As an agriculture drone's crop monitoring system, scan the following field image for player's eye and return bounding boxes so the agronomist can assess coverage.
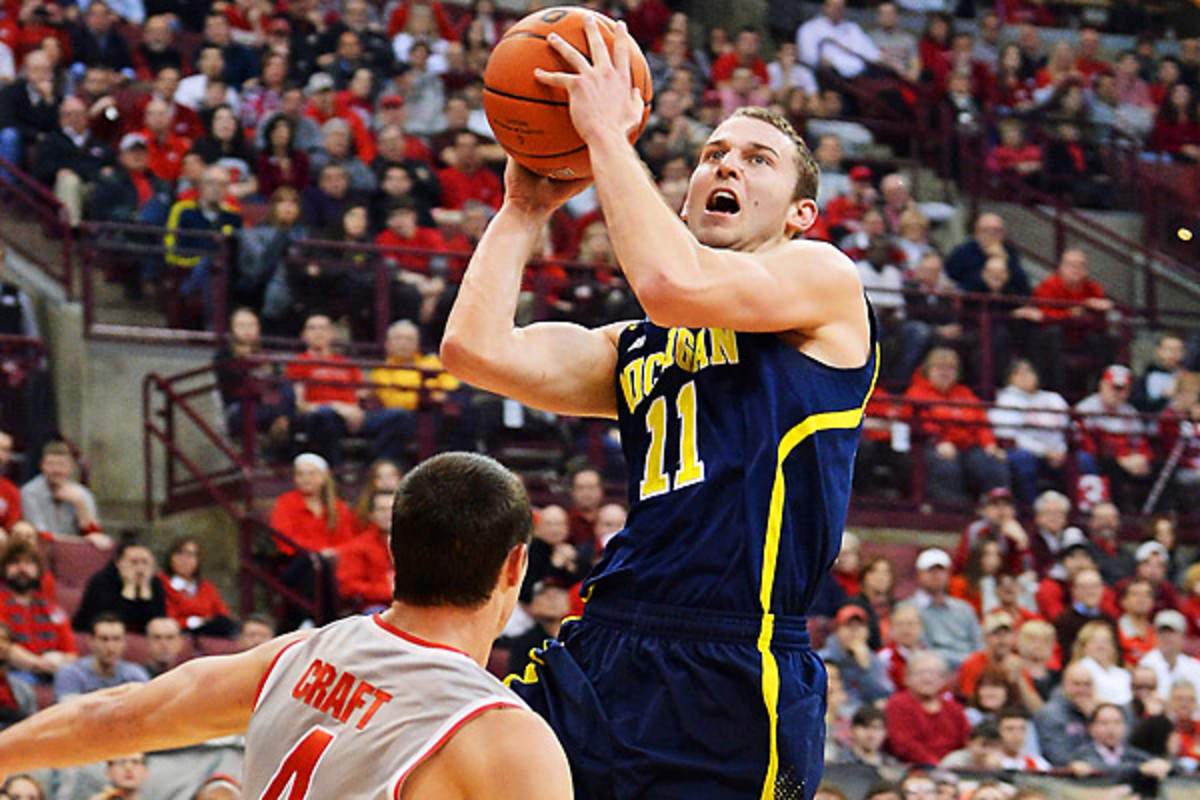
[705,149,726,161]
[751,155,768,165]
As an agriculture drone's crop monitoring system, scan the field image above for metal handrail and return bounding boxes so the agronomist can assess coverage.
[0,156,73,298]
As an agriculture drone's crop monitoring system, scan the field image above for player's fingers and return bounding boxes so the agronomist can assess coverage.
[583,15,611,70]
[613,20,631,79]
[545,32,590,74]
[534,68,577,90]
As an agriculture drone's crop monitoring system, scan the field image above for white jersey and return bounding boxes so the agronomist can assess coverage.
[243,614,525,800]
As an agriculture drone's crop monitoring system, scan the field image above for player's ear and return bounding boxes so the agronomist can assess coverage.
[504,543,528,590]
[784,197,818,238]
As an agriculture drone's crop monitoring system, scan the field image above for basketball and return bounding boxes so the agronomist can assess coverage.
[482,7,653,180]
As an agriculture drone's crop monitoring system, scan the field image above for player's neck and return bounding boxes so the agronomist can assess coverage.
[379,603,499,668]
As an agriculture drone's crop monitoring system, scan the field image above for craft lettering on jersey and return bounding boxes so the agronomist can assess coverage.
[618,326,740,413]
[289,658,393,729]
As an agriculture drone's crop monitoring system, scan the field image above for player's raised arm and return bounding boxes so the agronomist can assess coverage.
[0,632,307,776]
[440,161,624,419]
[536,19,866,338]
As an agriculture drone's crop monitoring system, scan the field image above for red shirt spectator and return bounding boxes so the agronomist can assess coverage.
[886,652,970,765]
[304,76,377,164]
[904,364,998,452]
[438,130,502,210]
[950,489,1033,576]
[710,52,769,88]
[331,491,394,610]
[140,122,191,184]
[375,201,450,275]
[160,574,229,628]
[1031,250,1113,344]
[823,165,875,234]
[0,476,19,531]
[0,542,76,661]
[285,351,361,406]
[269,455,356,555]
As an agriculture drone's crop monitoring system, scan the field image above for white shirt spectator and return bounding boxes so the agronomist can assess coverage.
[392,34,449,74]
[990,384,1070,456]
[797,13,880,78]
[1077,655,1132,705]
[175,75,240,113]
[1139,648,1200,701]
[767,60,819,96]
[855,259,905,313]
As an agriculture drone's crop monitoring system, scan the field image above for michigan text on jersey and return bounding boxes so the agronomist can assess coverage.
[618,327,740,413]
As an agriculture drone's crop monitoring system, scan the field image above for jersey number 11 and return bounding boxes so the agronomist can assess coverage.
[639,380,705,501]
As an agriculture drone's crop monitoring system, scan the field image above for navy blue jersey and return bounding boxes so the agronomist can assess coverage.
[584,318,878,617]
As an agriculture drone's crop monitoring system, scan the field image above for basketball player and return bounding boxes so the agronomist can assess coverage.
[440,18,875,800]
[0,453,571,800]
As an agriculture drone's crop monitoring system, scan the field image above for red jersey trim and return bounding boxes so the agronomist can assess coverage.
[391,701,521,800]
[253,638,305,709]
[371,614,471,658]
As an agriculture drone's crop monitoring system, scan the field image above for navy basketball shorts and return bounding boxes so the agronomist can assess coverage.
[508,596,827,800]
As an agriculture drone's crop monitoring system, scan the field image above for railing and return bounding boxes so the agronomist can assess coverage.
[0,157,73,298]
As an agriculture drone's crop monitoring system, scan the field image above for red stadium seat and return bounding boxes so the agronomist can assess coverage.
[48,538,110,589]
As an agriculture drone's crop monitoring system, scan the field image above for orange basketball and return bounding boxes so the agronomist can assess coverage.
[482,6,653,179]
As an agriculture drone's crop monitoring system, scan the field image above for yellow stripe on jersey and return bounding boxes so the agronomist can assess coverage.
[757,346,879,800]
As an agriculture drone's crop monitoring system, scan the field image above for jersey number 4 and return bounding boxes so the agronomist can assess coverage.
[260,727,336,800]
[640,380,705,500]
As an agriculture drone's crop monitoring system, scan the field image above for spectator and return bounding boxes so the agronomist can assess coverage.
[1140,610,1200,701]
[55,613,149,700]
[437,129,501,210]
[203,12,258,89]
[0,775,47,800]
[90,133,171,225]
[310,117,377,194]
[993,44,1035,113]
[869,2,919,81]
[35,96,114,227]
[824,166,876,239]
[987,119,1042,182]
[1130,666,1164,719]
[944,213,1030,296]
[878,603,924,691]
[141,99,198,188]
[0,542,75,680]
[503,578,570,679]
[904,348,1009,504]
[997,708,1050,770]
[142,616,183,677]
[284,313,413,467]
[1182,563,1200,639]
[399,43,447,137]
[1017,619,1060,703]
[72,540,167,634]
[192,774,241,800]
[1117,578,1158,667]
[766,41,818,99]
[833,705,905,780]
[819,604,893,706]
[939,720,1003,770]
[163,165,244,308]
[908,547,982,671]
[326,489,393,612]
[236,614,275,651]
[989,360,1071,507]
[374,200,452,325]
[709,26,768,89]
[1067,703,1172,788]
[797,0,880,80]
[1074,367,1154,512]
[951,487,1031,576]
[812,135,849,212]
[240,53,289,134]
[302,163,358,233]
[1035,661,1097,766]
[255,91,320,157]
[137,68,204,143]
[371,319,459,416]
[0,431,21,530]
[69,2,133,72]
[1084,501,1135,585]
[20,442,107,546]
[1114,541,1181,619]
[1035,530,1096,621]
[255,115,309,197]
[1133,333,1186,414]
[885,650,970,766]
[1071,619,1132,705]
[191,105,257,199]
[159,536,234,637]
[134,15,184,79]
[894,207,932,271]
[213,306,295,451]
[647,28,705,102]
[716,67,770,118]
[175,45,240,112]
[90,754,151,800]
[525,505,585,590]
[268,452,356,556]
[0,51,61,168]
[1054,568,1119,660]
[1157,373,1200,516]
[1042,122,1109,209]
[806,89,875,158]
[990,570,1039,626]
[958,611,1021,700]
[1150,83,1200,162]
[350,459,402,530]
[850,556,896,652]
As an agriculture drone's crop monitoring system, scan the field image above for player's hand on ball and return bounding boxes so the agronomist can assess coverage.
[535,17,645,144]
[503,158,591,218]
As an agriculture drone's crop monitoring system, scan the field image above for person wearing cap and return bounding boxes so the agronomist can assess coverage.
[90,131,170,225]
[302,72,377,163]
[818,604,894,707]
[908,547,983,671]
[1109,540,1181,620]
[903,348,1011,505]
[501,577,571,679]
[822,164,876,239]
[951,487,1032,575]
[884,650,970,766]
[957,611,1020,700]
[268,451,356,556]
[1074,363,1154,510]
[1139,609,1200,701]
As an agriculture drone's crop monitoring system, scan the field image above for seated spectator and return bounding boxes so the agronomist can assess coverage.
[1055,567,1120,660]
[325,489,393,612]
[1085,501,1135,586]
[797,0,880,80]
[372,319,459,414]
[989,360,1070,506]
[1130,667,1164,719]
[1181,563,1200,639]
[987,119,1042,182]
[908,547,982,671]
[709,26,768,89]
[1017,619,1060,704]
[958,612,1022,700]
[255,115,310,197]
[823,661,854,758]
[1167,680,1199,761]
[0,623,35,729]
[142,616,184,677]
[1071,619,1132,705]
[69,2,132,71]
[869,2,919,81]
[90,133,172,225]
[163,165,244,307]
[72,540,166,634]
[302,163,358,234]
[0,51,63,170]
[284,314,413,467]
[1036,530,1096,621]
[1150,83,1200,162]
[879,603,924,691]
[1113,541,1180,619]
[159,536,233,637]
[525,505,586,591]
[885,651,970,766]
[34,96,113,227]
[192,774,242,800]
[904,348,1009,504]
[1035,661,1097,765]
[832,705,905,781]
[823,165,875,240]
[806,89,875,158]
[1117,578,1158,667]
[237,614,276,651]
[134,15,184,80]
[1156,372,1200,515]
[812,135,850,212]
[176,45,240,113]
[716,66,770,118]
[1140,610,1200,701]
[310,118,377,195]
[939,719,1003,770]
[1074,366,1154,512]
[0,542,75,681]
[766,41,818,100]
[997,708,1049,770]
[54,613,149,701]
[213,307,295,453]
[1025,490,1077,577]
[191,105,257,199]
[993,44,1035,113]
[951,487,1031,576]
[502,578,570,679]
[1133,333,1186,414]
[1043,123,1109,209]
[268,452,356,556]
[350,459,403,531]
[374,202,453,326]
[850,556,895,651]
[945,213,1030,296]
[819,604,893,707]
[0,431,20,531]
[91,754,151,800]
[990,570,1039,626]
[1068,703,1172,787]
[437,130,501,210]
[855,235,905,323]
[20,442,108,546]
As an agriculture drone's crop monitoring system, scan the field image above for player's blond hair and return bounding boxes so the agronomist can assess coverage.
[730,106,819,202]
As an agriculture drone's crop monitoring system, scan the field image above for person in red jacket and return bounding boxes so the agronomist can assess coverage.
[709,27,769,89]
[437,129,502,210]
[885,649,970,766]
[1029,249,1117,388]
[326,489,394,612]
[904,347,1010,504]
[158,537,234,638]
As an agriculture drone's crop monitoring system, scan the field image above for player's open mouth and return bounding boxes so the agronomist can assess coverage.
[705,189,740,215]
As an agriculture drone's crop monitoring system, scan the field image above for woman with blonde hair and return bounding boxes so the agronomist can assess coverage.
[1071,619,1131,705]
[269,453,355,555]
[352,458,403,530]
